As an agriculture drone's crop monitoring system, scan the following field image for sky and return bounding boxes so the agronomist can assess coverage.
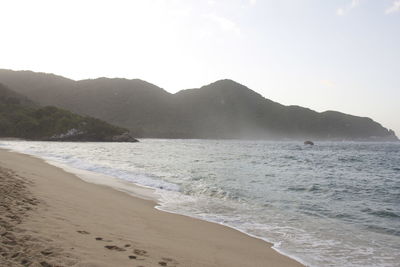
[1,0,399,135]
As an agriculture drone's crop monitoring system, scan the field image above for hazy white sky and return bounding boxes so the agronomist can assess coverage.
[1,0,399,135]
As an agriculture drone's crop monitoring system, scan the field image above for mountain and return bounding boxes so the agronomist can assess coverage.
[171,80,397,140]
[0,81,36,107]
[0,83,137,142]
[0,69,397,141]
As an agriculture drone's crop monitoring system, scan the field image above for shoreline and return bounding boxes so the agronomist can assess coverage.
[0,148,305,266]
[44,154,308,266]
[37,150,309,266]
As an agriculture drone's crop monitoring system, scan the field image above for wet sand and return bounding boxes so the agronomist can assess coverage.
[0,148,304,267]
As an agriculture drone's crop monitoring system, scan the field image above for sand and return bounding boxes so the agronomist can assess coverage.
[0,148,304,267]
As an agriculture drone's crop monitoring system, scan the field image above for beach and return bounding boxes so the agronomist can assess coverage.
[0,148,304,267]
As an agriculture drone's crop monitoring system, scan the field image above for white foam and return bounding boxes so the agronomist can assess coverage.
[0,142,159,202]
[48,160,160,202]
[2,140,399,267]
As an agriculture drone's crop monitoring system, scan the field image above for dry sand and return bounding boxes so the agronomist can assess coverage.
[0,148,304,267]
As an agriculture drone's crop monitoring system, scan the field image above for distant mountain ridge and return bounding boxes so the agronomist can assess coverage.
[0,69,397,141]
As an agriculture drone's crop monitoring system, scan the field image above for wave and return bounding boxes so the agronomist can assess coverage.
[2,140,400,267]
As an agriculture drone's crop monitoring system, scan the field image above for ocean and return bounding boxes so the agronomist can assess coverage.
[1,140,399,267]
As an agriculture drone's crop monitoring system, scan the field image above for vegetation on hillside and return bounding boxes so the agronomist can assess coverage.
[0,69,397,141]
[0,83,130,141]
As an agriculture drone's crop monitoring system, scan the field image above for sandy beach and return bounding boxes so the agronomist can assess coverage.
[0,148,304,267]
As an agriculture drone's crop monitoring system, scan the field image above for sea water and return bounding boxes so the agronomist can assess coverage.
[1,140,399,267]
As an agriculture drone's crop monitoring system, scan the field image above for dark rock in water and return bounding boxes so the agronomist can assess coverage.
[304,140,314,145]
[110,132,139,142]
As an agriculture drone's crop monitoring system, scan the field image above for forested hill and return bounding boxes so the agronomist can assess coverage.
[0,69,397,141]
[0,83,137,142]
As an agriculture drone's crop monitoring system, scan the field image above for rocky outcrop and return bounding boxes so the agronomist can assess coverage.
[110,132,139,142]
[49,129,84,140]
[47,130,139,142]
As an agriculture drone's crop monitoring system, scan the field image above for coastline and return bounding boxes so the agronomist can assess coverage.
[0,148,304,267]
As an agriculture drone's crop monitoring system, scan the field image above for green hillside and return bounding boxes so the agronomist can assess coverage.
[0,69,397,141]
[0,83,137,142]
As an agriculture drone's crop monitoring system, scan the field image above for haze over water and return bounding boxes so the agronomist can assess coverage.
[2,139,400,267]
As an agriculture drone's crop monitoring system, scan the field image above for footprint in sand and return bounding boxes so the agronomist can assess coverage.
[76,230,90,234]
[104,245,126,252]
[95,236,112,242]
[40,261,52,267]
[40,249,53,256]
[133,249,148,256]
[20,259,30,265]
[74,231,161,264]
[11,252,20,258]
[160,257,179,266]
[128,255,146,261]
